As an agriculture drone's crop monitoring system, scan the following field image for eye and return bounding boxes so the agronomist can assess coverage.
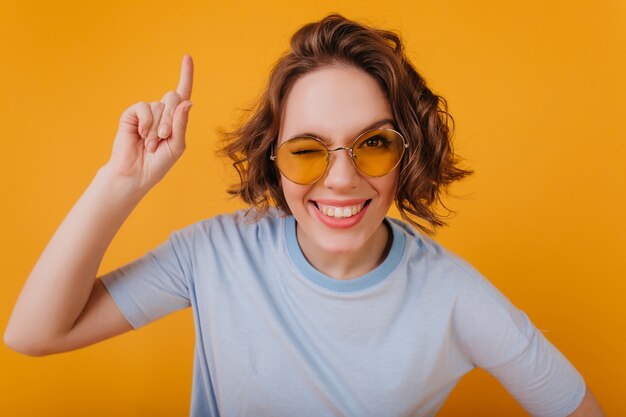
[291,148,325,156]
[359,135,390,149]
[282,138,328,157]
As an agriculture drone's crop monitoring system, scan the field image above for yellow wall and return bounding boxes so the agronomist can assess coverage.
[1,0,623,415]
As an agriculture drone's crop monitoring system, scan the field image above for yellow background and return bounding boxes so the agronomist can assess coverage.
[1,0,623,415]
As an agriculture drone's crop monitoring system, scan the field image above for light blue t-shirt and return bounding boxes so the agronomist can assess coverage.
[101,209,585,417]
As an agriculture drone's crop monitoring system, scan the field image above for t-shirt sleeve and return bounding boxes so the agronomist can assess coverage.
[485,326,586,417]
[99,232,191,329]
[452,261,586,417]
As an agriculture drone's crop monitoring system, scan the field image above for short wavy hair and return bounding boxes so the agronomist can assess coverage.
[220,14,472,235]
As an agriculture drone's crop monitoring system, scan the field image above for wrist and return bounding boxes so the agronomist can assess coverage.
[95,164,149,204]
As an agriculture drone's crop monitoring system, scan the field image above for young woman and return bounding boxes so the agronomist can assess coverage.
[5,14,603,417]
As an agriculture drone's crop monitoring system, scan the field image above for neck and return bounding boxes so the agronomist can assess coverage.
[296,221,392,280]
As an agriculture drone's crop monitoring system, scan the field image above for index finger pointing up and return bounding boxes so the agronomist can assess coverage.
[176,54,194,101]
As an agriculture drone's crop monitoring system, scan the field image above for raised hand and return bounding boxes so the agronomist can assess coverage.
[5,55,195,358]
[105,55,194,194]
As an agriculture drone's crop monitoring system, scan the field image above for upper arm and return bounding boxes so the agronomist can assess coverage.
[43,279,133,355]
[450,265,588,415]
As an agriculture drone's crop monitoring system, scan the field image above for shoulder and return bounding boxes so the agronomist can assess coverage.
[168,208,287,253]
[390,217,515,298]
[388,217,487,291]
[389,217,534,368]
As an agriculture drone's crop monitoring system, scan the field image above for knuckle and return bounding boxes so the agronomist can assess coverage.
[161,91,181,112]
[128,101,146,115]
[166,90,181,100]
[137,101,150,113]
[150,102,165,115]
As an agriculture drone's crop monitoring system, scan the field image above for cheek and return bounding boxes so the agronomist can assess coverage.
[374,174,399,201]
[280,177,309,209]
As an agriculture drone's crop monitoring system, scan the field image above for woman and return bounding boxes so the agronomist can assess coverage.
[5,14,603,417]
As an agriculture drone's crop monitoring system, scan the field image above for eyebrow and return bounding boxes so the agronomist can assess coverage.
[291,118,396,143]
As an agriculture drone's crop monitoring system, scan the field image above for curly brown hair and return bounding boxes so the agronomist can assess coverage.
[220,14,472,235]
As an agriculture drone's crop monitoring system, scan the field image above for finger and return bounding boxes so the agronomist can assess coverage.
[158,90,182,139]
[146,101,165,153]
[176,54,193,101]
[119,101,153,139]
[169,100,193,155]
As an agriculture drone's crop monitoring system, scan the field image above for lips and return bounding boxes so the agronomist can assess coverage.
[310,199,371,229]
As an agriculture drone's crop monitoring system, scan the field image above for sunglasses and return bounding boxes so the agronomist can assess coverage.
[270,128,408,185]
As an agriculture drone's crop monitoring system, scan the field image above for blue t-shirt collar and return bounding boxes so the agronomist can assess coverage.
[284,216,406,292]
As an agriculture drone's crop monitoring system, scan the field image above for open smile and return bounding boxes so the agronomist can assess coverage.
[314,201,369,218]
[309,199,372,228]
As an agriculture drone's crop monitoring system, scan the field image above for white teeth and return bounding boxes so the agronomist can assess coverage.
[317,202,365,218]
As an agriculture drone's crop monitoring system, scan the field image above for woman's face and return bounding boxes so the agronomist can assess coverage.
[277,65,399,259]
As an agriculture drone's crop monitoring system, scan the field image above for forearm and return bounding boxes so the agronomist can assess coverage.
[4,164,145,352]
[568,387,604,417]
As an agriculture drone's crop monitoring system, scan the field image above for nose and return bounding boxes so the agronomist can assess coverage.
[321,147,360,190]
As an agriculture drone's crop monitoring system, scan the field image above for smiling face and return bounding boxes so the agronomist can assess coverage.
[278,65,399,267]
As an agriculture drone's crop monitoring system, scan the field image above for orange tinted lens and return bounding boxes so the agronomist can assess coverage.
[275,138,328,184]
[353,130,405,176]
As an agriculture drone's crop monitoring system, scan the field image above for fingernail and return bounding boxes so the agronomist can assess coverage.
[184,102,193,114]
[148,139,157,152]
[158,125,168,138]
[140,129,148,139]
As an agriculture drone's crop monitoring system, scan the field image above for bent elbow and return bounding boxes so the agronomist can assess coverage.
[4,328,50,357]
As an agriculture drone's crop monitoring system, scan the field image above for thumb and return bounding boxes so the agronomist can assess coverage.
[170,100,193,154]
